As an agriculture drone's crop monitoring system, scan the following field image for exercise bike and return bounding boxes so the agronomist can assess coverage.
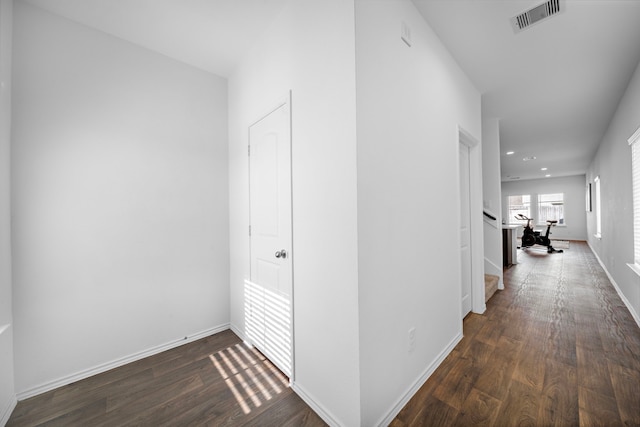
[515,214,563,253]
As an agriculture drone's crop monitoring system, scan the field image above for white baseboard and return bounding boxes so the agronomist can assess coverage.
[291,381,343,427]
[376,331,464,427]
[231,322,339,425]
[233,322,342,425]
[229,323,246,342]
[587,242,640,328]
[0,394,17,427]
[16,323,230,400]
[235,319,344,426]
[484,258,504,290]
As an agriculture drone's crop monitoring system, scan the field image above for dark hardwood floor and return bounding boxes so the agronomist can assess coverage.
[392,241,640,426]
[8,241,640,426]
[8,330,326,426]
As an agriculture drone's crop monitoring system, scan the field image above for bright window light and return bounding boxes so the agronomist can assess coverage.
[538,193,564,225]
[595,176,602,238]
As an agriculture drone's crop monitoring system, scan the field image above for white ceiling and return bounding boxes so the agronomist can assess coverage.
[21,0,640,182]
[413,0,640,181]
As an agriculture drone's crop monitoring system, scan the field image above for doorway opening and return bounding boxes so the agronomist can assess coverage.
[458,126,485,316]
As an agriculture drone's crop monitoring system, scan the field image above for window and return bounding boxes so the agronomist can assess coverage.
[594,176,602,238]
[630,127,640,270]
[508,194,530,224]
[537,193,564,225]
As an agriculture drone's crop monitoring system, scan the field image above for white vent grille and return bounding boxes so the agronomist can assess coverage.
[511,0,563,33]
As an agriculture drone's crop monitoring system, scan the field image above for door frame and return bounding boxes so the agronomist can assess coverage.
[247,91,295,380]
[458,126,485,314]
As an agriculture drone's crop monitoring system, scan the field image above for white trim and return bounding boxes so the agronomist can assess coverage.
[588,242,640,328]
[484,258,505,290]
[229,322,246,342]
[0,323,17,425]
[248,93,290,129]
[483,208,499,229]
[375,331,464,427]
[483,216,499,229]
[248,91,295,382]
[628,126,640,146]
[484,218,499,229]
[0,394,17,427]
[16,323,230,400]
[291,381,344,427]
[234,313,334,427]
[458,126,485,315]
[629,127,640,266]
[233,322,340,425]
[594,176,602,237]
[627,262,640,278]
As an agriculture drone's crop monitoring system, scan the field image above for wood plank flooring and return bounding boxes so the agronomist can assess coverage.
[8,241,640,426]
[7,330,326,426]
[392,241,640,426]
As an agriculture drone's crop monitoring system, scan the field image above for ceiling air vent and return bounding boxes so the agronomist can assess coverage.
[511,0,563,33]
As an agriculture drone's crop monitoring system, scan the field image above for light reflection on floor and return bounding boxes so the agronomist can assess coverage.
[209,343,289,414]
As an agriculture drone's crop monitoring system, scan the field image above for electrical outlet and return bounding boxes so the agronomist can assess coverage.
[408,327,416,353]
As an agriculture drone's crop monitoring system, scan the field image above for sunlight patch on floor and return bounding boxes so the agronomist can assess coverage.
[209,343,289,414]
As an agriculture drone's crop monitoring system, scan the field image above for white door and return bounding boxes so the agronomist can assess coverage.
[247,98,293,377]
[459,143,472,317]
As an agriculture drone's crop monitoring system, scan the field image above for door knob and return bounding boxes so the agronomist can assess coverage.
[275,249,287,259]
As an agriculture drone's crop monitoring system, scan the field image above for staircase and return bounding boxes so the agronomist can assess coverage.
[484,274,500,302]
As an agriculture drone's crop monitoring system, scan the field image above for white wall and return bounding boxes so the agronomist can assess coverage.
[586,60,640,322]
[228,1,361,425]
[0,0,16,424]
[482,117,503,282]
[502,175,588,241]
[354,1,481,424]
[12,2,229,396]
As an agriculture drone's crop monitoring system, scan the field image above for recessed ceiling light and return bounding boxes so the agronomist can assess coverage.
[506,151,515,155]
[523,156,537,161]
[545,174,551,177]
[541,167,548,171]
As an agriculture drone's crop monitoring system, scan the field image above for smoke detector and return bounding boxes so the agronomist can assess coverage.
[511,0,563,33]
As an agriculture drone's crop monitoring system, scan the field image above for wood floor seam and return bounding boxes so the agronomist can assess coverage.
[7,242,640,426]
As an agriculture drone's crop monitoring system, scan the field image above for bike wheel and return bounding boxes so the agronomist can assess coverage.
[522,234,536,247]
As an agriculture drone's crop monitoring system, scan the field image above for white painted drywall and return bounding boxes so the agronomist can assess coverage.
[12,2,229,395]
[586,60,640,321]
[228,1,361,425]
[482,117,503,282]
[502,175,588,242]
[354,1,481,424]
[0,0,16,423]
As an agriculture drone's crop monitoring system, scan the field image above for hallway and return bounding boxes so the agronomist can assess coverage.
[393,241,640,426]
[6,242,640,426]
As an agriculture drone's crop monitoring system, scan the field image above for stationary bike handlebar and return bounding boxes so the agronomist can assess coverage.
[515,213,557,225]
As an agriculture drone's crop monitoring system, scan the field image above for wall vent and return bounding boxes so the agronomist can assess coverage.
[511,0,563,33]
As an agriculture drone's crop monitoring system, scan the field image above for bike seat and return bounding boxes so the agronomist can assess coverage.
[547,220,558,224]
